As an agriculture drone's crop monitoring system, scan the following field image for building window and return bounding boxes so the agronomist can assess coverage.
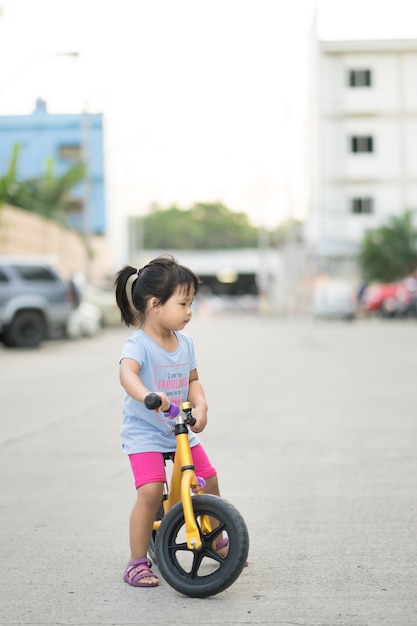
[351,197,374,214]
[348,69,372,87]
[59,144,81,160]
[350,136,373,153]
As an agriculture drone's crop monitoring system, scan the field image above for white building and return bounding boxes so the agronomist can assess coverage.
[308,38,417,275]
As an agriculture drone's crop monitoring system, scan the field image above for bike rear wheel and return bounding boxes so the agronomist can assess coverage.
[155,494,249,597]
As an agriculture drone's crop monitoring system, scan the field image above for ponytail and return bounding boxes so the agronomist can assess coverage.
[114,265,139,326]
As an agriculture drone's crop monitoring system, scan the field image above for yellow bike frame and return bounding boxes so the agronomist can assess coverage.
[152,402,211,551]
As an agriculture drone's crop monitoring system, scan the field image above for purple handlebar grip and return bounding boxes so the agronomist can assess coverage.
[145,393,180,417]
[164,403,180,418]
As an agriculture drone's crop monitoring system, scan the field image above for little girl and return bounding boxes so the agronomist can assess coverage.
[115,255,223,588]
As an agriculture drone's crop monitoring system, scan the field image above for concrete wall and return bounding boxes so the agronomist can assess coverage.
[0,204,113,282]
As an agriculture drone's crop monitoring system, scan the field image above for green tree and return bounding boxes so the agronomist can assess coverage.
[358,210,417,283]
[0,144,20,207]
[0,144,86,225]
[271,219,304,248]
[137,202,259,250]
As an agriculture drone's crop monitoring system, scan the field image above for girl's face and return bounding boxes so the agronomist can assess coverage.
[156,284,195,330]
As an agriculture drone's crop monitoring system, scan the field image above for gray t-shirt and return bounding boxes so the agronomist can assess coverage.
[119,329,200,454]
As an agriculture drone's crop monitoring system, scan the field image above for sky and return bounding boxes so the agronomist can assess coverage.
[0,0,416,262]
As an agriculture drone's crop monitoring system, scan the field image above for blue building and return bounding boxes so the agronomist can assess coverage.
[0,98,106,235]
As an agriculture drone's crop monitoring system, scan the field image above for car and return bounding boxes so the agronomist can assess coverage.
[361,273,417,317]
[66,301,102,339]
[312,278,357,320]
[0,257,78,347]
[82,283,121,327]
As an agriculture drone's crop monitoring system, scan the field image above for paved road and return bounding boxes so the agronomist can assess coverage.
[0,314,416,625]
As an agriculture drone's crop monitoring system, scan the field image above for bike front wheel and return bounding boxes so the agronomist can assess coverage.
[155,494,249,598]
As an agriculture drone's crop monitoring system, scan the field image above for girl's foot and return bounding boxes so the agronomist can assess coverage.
[215,538,249,566]
[215,537,229,557]
[123,558,159,587]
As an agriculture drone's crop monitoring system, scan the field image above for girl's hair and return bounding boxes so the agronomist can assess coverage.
[114,255,201,326]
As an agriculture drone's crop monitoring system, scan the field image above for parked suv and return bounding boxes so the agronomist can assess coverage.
[0,258,78,347]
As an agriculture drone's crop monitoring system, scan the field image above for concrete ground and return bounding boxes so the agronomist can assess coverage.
[0,313,416,625]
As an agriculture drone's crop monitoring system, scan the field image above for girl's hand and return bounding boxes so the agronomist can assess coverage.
[189,406,208,433]
[154,392,171,413]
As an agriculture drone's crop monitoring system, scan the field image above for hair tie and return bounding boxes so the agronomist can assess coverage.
[126,273,137,312]
[137,268,142,277]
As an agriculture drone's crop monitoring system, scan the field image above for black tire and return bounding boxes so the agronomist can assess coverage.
[155,494,249,598]
[3,311,46,347]
[148,502,164,563]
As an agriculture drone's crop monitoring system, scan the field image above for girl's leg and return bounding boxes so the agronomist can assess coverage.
[190,446,226,554]
[125,452,167,586]
[196,458,248,565]
[127,481,164,586]
[203,473,220,496]
[190,444,219,496]
[201,474,228,554]
[129,481,164,559]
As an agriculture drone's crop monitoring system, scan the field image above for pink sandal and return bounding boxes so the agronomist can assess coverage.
[123,558,159,587]
[215,537,230,555]
[215,538,249,566]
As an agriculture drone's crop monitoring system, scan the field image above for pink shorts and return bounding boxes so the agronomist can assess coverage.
[128,443,217,489]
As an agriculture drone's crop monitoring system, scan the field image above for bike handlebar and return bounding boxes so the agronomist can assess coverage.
[144,392,162,410]
[145,392,179,417]
[144,392,196,426]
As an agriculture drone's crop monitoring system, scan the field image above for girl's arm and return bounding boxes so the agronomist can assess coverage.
[119,358,170,411]
[188,368,208,433]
